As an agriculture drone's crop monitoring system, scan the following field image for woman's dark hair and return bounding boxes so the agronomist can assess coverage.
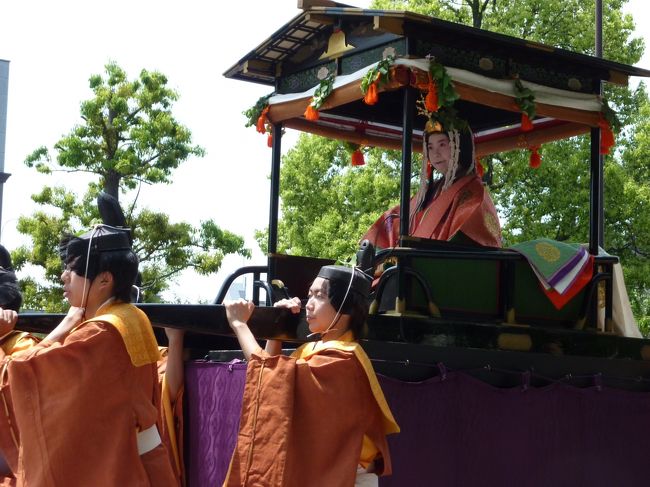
[322,278,369,340]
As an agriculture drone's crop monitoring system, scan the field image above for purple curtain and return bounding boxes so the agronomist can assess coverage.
[185,361,247,487]
[185,361,650,487]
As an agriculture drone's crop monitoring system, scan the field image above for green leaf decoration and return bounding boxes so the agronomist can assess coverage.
[360,56,395,95]
[310,73,336,110]
[428,59,460,108]
[601,98,621,131]
[243,94,272,128]
[514,79,536,119]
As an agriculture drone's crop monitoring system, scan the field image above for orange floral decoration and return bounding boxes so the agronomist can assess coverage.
[364,81,379,105]
[304,103,320,121]
[598,114,615,155]
[256,106,269,134]
[267,133,273,148]
[521,113,534,132]
[529,146,542,168]
[351,148,365,166]
[425,77,439,112]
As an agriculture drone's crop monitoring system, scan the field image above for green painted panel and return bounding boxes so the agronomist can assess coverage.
[340,40,406,74]
[278,60,337,94]
[512,260,584,323]
[410,257,499,314]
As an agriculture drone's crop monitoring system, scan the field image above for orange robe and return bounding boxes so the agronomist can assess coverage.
[158,347,185,487]
[0,332,41,487]
[225,333,399,487]
[363,174,502,248]
[3,302,177,487]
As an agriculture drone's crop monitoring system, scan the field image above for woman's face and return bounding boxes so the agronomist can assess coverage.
[61,266,90,307]
[426,133,451,174]
[305,277,339,334]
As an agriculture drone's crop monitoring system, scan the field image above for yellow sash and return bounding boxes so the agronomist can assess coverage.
[294,333,400,435]
[85,302,160,367]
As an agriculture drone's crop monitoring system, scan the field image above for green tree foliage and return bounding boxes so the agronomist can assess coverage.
[257,136,409,260]
[271,0,650,332]
[15,62,249,310]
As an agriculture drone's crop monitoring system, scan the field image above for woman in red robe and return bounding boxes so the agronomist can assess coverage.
[363,123,502,248]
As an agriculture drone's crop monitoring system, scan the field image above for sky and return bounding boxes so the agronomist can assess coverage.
[0,0,649,303]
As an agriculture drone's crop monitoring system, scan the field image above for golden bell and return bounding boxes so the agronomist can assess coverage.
[319,29,354,60]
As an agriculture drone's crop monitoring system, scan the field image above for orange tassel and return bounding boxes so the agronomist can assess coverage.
[476,159,484,177]
[598,115,615,154]
[364,82,379,105]
[425,80,438,112]
[529,146,541,168]
[256,106,269,134]
[351,149,365,166]
[304,103,320,121]
[521,113,534,132]
[267,133,273,148]
[426,161,433,181]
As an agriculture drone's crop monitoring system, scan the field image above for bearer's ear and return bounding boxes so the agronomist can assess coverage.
[97,271,114,288]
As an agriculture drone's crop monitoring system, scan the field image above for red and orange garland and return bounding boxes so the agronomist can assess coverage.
[598,115,615,154]
[360,56,394,106]
[425,76,439,112]
[514,79,536,133]
[351,148,365,166]
[243,94,272,147]
[598,101,618,155]
[528,146,542,169]
[426,58,459,112]
[513,79,543,168]
[304,73,336,121]
[344,142,366,166]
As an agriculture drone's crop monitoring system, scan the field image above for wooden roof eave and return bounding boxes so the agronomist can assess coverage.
[266,68,599,156]
[267,59,603,126]
[225,8,650,86]
[284,117,590,157]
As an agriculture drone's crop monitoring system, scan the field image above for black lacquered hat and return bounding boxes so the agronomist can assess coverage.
[317,265,372,299]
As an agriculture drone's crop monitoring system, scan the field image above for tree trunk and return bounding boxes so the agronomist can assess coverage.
[104,171,120,200]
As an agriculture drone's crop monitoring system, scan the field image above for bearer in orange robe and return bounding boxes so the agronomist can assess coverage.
[224,265,400,487]
[0,247,39,487]
[1,225,177,487]
[363,121,501,249]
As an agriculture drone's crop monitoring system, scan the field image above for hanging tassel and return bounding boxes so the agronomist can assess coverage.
[476,158,484,178]
[256,106,269,134]
[521,113,534,132]
[351,148,365,166]
[529,145,541,168]
[304,102,320,121]
[363,82,379,105]
[425,79,439,112]
[267,133,273,148]
[426,161,433,181]
[598,115,615,155]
